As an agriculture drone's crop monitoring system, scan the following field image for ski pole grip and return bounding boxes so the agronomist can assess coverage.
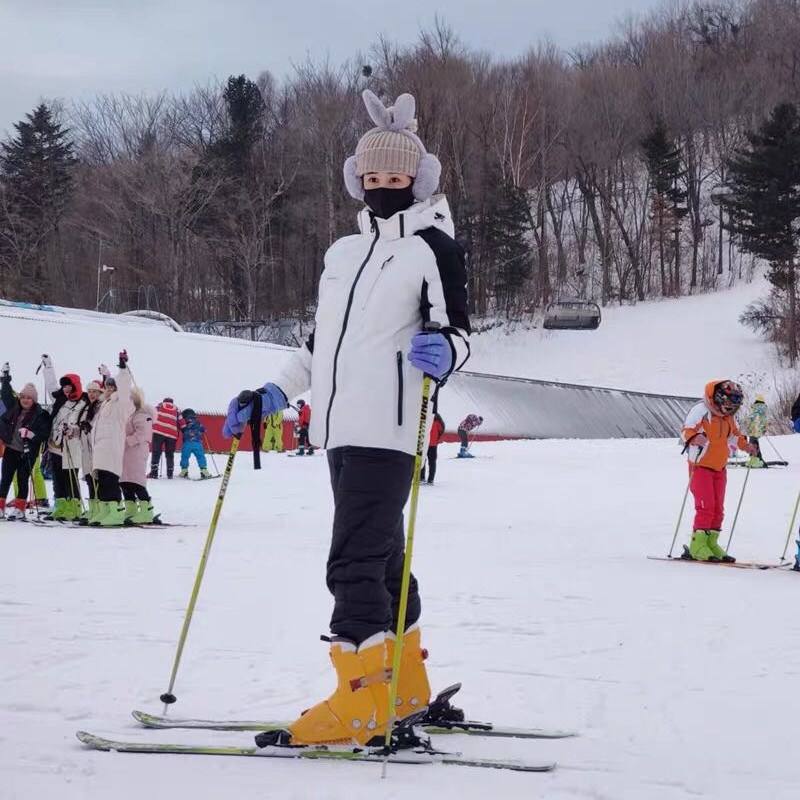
[424,321,441,333]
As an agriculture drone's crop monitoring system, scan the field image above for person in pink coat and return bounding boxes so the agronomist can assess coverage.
[88,350,133,527]
[120,387,159,524]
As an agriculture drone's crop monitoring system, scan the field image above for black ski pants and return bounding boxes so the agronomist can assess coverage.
[420,445,438,483]
[326,446,420,646]
[96,469,121,502]
[151,434,177,476]
[121,481,150,502]
[457,428,469,449]
[0,447,32,500]
[51,453,81,500]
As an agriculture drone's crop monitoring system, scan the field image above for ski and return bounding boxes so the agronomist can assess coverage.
[131,709,574,739]
[647,555,789,570]
[75,731,555,772]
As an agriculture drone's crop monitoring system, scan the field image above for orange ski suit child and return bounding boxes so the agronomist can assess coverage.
[680,379,755,562]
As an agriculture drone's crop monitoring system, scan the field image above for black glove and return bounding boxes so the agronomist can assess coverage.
[79,420,92,434]
[118,349,129,368]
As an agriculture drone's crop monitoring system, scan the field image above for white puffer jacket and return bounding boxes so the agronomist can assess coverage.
[91,367,133,477]
[275,196,470,456]
[42,363,86,470]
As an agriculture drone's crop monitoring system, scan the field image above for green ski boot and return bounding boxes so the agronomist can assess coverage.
[687,529,717,561]
[88,500,114,527]
[100,502,127,527]
[706,529,735,562]
[129,501,158,524]
[122,500,138,524]
[62,497,82,521]
[79,498,98,525]
[50,497,68,520]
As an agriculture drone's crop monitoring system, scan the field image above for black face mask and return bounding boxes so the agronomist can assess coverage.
[364,185,415,220]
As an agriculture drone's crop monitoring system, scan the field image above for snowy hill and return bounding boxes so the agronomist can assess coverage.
[469,277,780,397]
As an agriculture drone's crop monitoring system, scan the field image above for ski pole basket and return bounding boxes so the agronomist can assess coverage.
[543,300,602,331]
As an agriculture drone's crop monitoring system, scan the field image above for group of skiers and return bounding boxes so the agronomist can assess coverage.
[0,351,212,526]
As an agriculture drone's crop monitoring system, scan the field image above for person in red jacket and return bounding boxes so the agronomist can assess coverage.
[420,412,445,485]
[295,399,314,455]
[149,397,180,478]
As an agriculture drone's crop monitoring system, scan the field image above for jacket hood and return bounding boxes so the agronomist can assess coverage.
[357,194,455,240]
[704,379,730,416]
[61,373,83,398]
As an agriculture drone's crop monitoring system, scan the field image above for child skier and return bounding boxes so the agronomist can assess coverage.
[262,410,284,452]
[456,413,483,458]
[681,380,756,562]
[178,409,209,478]
[295,399,313,455]
[742,395,768,467]
[222,89,470,748]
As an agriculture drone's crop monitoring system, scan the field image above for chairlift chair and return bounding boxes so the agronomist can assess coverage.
[543,300,602,330]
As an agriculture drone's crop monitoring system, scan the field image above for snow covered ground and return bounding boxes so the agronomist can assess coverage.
[5,434,800,799]
[468,278,781,396]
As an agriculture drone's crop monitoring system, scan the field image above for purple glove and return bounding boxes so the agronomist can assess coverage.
[407,331,452,379]
[222,383,287,438]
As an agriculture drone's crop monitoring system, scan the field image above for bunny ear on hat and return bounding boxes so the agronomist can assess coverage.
[344,89,441,202]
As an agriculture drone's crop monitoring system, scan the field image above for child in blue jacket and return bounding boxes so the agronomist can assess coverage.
[178,409,210,478]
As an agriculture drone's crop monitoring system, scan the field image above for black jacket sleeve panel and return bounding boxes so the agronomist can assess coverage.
[29,407,52,449]
[792,393,800,420]
[415,227,472,375]
[415,227,471,334]
[0,376,13,410]
[306,329,315,355]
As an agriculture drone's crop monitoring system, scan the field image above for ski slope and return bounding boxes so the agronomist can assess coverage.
[4,436,800,799]
[468,278,780,396]
[4,277,800,798]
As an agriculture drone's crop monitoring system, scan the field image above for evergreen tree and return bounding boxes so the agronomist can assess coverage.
[727,102,800,363]
[641,117,687,296]
[212,75,266,178]
[485,179,533,317]
[0,103,77,290]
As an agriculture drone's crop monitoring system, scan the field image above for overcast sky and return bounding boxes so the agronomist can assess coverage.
[0,0,665,135]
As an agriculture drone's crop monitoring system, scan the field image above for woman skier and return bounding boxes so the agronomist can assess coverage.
[223,89,471,747]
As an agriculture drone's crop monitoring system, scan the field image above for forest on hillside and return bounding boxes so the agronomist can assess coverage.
[1,0,798,330]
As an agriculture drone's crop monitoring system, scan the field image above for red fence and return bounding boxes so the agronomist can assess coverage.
[197,413,513,452]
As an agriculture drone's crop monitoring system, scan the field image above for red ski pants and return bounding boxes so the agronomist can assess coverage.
[689,465,727,530]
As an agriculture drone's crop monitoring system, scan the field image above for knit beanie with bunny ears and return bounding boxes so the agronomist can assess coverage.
[344,90,441,203]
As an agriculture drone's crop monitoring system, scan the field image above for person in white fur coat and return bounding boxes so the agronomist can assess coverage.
[88,350,133,527]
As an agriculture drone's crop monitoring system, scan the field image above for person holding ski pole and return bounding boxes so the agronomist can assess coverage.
[0,363,51,519]
[88,350,133,526]
[41,355,88,521]
[222,89,471,748]
[76,380,103,524]
[150,397,181,478]
[681,380,756,562]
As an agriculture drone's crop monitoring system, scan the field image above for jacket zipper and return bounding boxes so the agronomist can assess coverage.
[361,255,394,310]
[396,351,404,426]
[323,227,381,448]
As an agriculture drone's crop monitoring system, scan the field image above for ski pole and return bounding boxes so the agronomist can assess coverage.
[159,432,241,713]
[780,489,800,562]
[724,463,752,553]
[667,451,701,558]
[382,324,437,777]
[765,435,787,464]
[203,433,221,476]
